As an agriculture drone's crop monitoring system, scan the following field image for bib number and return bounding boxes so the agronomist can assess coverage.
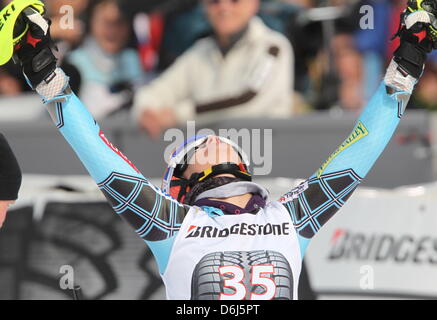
[219,264,276,300]
[190,251,294,300]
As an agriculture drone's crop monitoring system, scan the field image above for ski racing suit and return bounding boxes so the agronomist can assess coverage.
[35,60,412,300]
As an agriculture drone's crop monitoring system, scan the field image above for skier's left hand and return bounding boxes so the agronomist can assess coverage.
[14,7,58,89]
[393,8,437,78]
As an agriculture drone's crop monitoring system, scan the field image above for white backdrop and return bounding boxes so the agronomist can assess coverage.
[305,183,437,299]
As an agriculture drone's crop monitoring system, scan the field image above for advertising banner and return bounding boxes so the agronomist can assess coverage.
[305,184,437,299]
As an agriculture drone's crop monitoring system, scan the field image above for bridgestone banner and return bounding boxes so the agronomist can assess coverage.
[305,184,437,299]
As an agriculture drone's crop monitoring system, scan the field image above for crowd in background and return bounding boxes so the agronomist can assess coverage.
[2,0,437,132]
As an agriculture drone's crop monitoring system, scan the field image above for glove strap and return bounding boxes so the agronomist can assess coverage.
[384,59,418,94]
[36,67,69,102]
[393,40,427,78]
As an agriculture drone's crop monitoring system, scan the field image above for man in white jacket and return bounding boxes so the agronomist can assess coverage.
[133,0,294,138]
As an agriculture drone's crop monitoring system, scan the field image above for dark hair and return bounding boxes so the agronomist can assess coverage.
[0,134,22,201]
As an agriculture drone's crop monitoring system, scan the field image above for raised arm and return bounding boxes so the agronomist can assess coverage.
[280,8,437,256]
[42,80,189,250]
[280,80,404,254]
[8,7,188,274]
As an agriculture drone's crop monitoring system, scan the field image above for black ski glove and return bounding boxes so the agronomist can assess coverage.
[393,7,437,78]
[13,7,58,89]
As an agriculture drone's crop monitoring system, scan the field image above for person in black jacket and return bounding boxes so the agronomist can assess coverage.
[0,133,22,228]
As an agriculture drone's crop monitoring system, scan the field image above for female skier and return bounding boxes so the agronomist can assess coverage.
[1,0,436,299]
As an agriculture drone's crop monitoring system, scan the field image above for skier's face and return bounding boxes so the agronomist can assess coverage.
[183,136,242,179]
[91,0,130,54]
[0,200,14,228]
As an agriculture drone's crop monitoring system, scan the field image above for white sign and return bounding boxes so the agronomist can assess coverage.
[305,184,437,299]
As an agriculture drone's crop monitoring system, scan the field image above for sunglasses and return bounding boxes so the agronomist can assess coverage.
[204,0,242,6]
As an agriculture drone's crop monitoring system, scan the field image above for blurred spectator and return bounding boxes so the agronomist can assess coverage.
[0,0,88,97]
[134,13,165,73]
[66,0,144,119]
[353,0,390,104]
[290,0,363,111]
[43,0,89,93]
[133,0,294,139]
[103,0,203,73]
[332,33,364,112]
[387,0,406,60]
[411,63,437,111]
[304,0,381,111]
[0,0,30,96]
[153,3,211,71]
[45,0,89,49]
[0,69,22,97]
